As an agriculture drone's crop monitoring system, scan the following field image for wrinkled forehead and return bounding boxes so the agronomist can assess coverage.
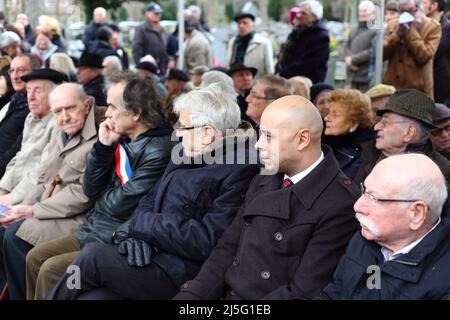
[11,56,30,69]
[50,89,83,109]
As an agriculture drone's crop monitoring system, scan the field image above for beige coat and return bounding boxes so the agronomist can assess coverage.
[16,106,98,246]
[0,112,58,204]
[183,29,213,73]
[227,33,274,78]
[383,16,441,98]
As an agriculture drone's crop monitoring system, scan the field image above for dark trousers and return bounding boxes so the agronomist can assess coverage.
[47,242,178,300]
[0,220,34,300]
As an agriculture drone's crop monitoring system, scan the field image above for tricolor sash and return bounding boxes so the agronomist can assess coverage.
[115,143,133,186]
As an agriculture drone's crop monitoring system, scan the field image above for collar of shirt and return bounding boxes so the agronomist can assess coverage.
[381,217,442,262]
[284,151,324,185]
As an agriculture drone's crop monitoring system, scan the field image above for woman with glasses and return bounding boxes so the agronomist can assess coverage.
[323,89,375,180]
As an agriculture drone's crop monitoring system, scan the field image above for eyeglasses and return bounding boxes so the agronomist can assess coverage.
[8,67,31,75]
[174,122,206,131]
[360,182,419,205]
[249,92,272,100]
[431,124,450,136]
[377,117,410,127]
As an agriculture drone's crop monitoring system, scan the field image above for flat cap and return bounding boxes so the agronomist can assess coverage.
[377,89,437,128]
[432,103,450,124]
[365,84,396,99]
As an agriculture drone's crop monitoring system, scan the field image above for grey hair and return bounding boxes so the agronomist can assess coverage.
[359,0,376,12]
[399,116,430,143]
[201,71,236,102]
[173,83,241,133]
[399,173,447,225]
[103,55,123,72]
[399,0,421,8]
[107,71,165,128]
[0,31,21,49]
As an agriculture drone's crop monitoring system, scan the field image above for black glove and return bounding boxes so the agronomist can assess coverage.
[112,221,131,245]
[117,237,153,267]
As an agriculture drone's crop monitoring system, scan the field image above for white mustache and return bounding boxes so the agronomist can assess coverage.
[355,212,381,237]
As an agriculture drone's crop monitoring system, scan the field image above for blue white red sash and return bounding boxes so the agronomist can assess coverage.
[115,144,133,186]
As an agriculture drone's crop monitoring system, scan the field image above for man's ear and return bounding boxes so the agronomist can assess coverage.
[297,128,311,151]
[83,98,93,114]
[403,124,417,144]
[202,125,216,145]
[132,111,141,122]
[408,201,429,231]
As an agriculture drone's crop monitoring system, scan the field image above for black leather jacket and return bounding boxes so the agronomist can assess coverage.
[76,123,173,248]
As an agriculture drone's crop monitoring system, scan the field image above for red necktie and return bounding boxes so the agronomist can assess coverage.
[283,178,294,188]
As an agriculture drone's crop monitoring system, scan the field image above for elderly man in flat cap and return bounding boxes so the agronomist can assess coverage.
[227,12,273,78]
[0,69,66,208]
[431,103,450,160]
[365,84,396,125]
[354,89,450,195]
[0,82,98,299]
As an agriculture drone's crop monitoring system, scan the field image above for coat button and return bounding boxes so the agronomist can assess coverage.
[182,282,189,289]
[261,271,271,280]
[274,232,283,241]
[232,258,239,267]
[344,179,351,185]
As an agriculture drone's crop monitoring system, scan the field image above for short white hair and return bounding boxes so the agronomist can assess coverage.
[299,0,323,19]
[386,154,448,225]
[187,5,202,17]
[0,31,21,49]
[173,84,241,133]
[103,55,123,72]
[359,0,376,12]
[201,71,237,102]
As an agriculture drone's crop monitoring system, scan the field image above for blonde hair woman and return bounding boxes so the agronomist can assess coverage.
[49,53,76,81]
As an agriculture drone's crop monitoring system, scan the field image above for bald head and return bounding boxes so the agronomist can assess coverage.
[370,153,447,223]
[262,95,323,144]
[256,95,324,176]
[49,83,91,136]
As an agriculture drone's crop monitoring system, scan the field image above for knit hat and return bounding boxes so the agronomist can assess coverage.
[365,84,396,99]
[310,82,334,104]
[377,89,438,128]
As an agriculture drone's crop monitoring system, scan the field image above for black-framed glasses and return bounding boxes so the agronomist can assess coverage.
[360,182,419,205]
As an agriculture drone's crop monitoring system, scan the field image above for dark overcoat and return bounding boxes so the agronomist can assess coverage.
[175,146,360,300]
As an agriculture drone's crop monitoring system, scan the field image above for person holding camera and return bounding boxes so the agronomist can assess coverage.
[383,0,441,99]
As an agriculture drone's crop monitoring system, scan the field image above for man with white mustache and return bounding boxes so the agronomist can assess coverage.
[319,153,450,299]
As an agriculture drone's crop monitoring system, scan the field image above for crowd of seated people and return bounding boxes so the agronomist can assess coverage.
[0,0,449,300]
